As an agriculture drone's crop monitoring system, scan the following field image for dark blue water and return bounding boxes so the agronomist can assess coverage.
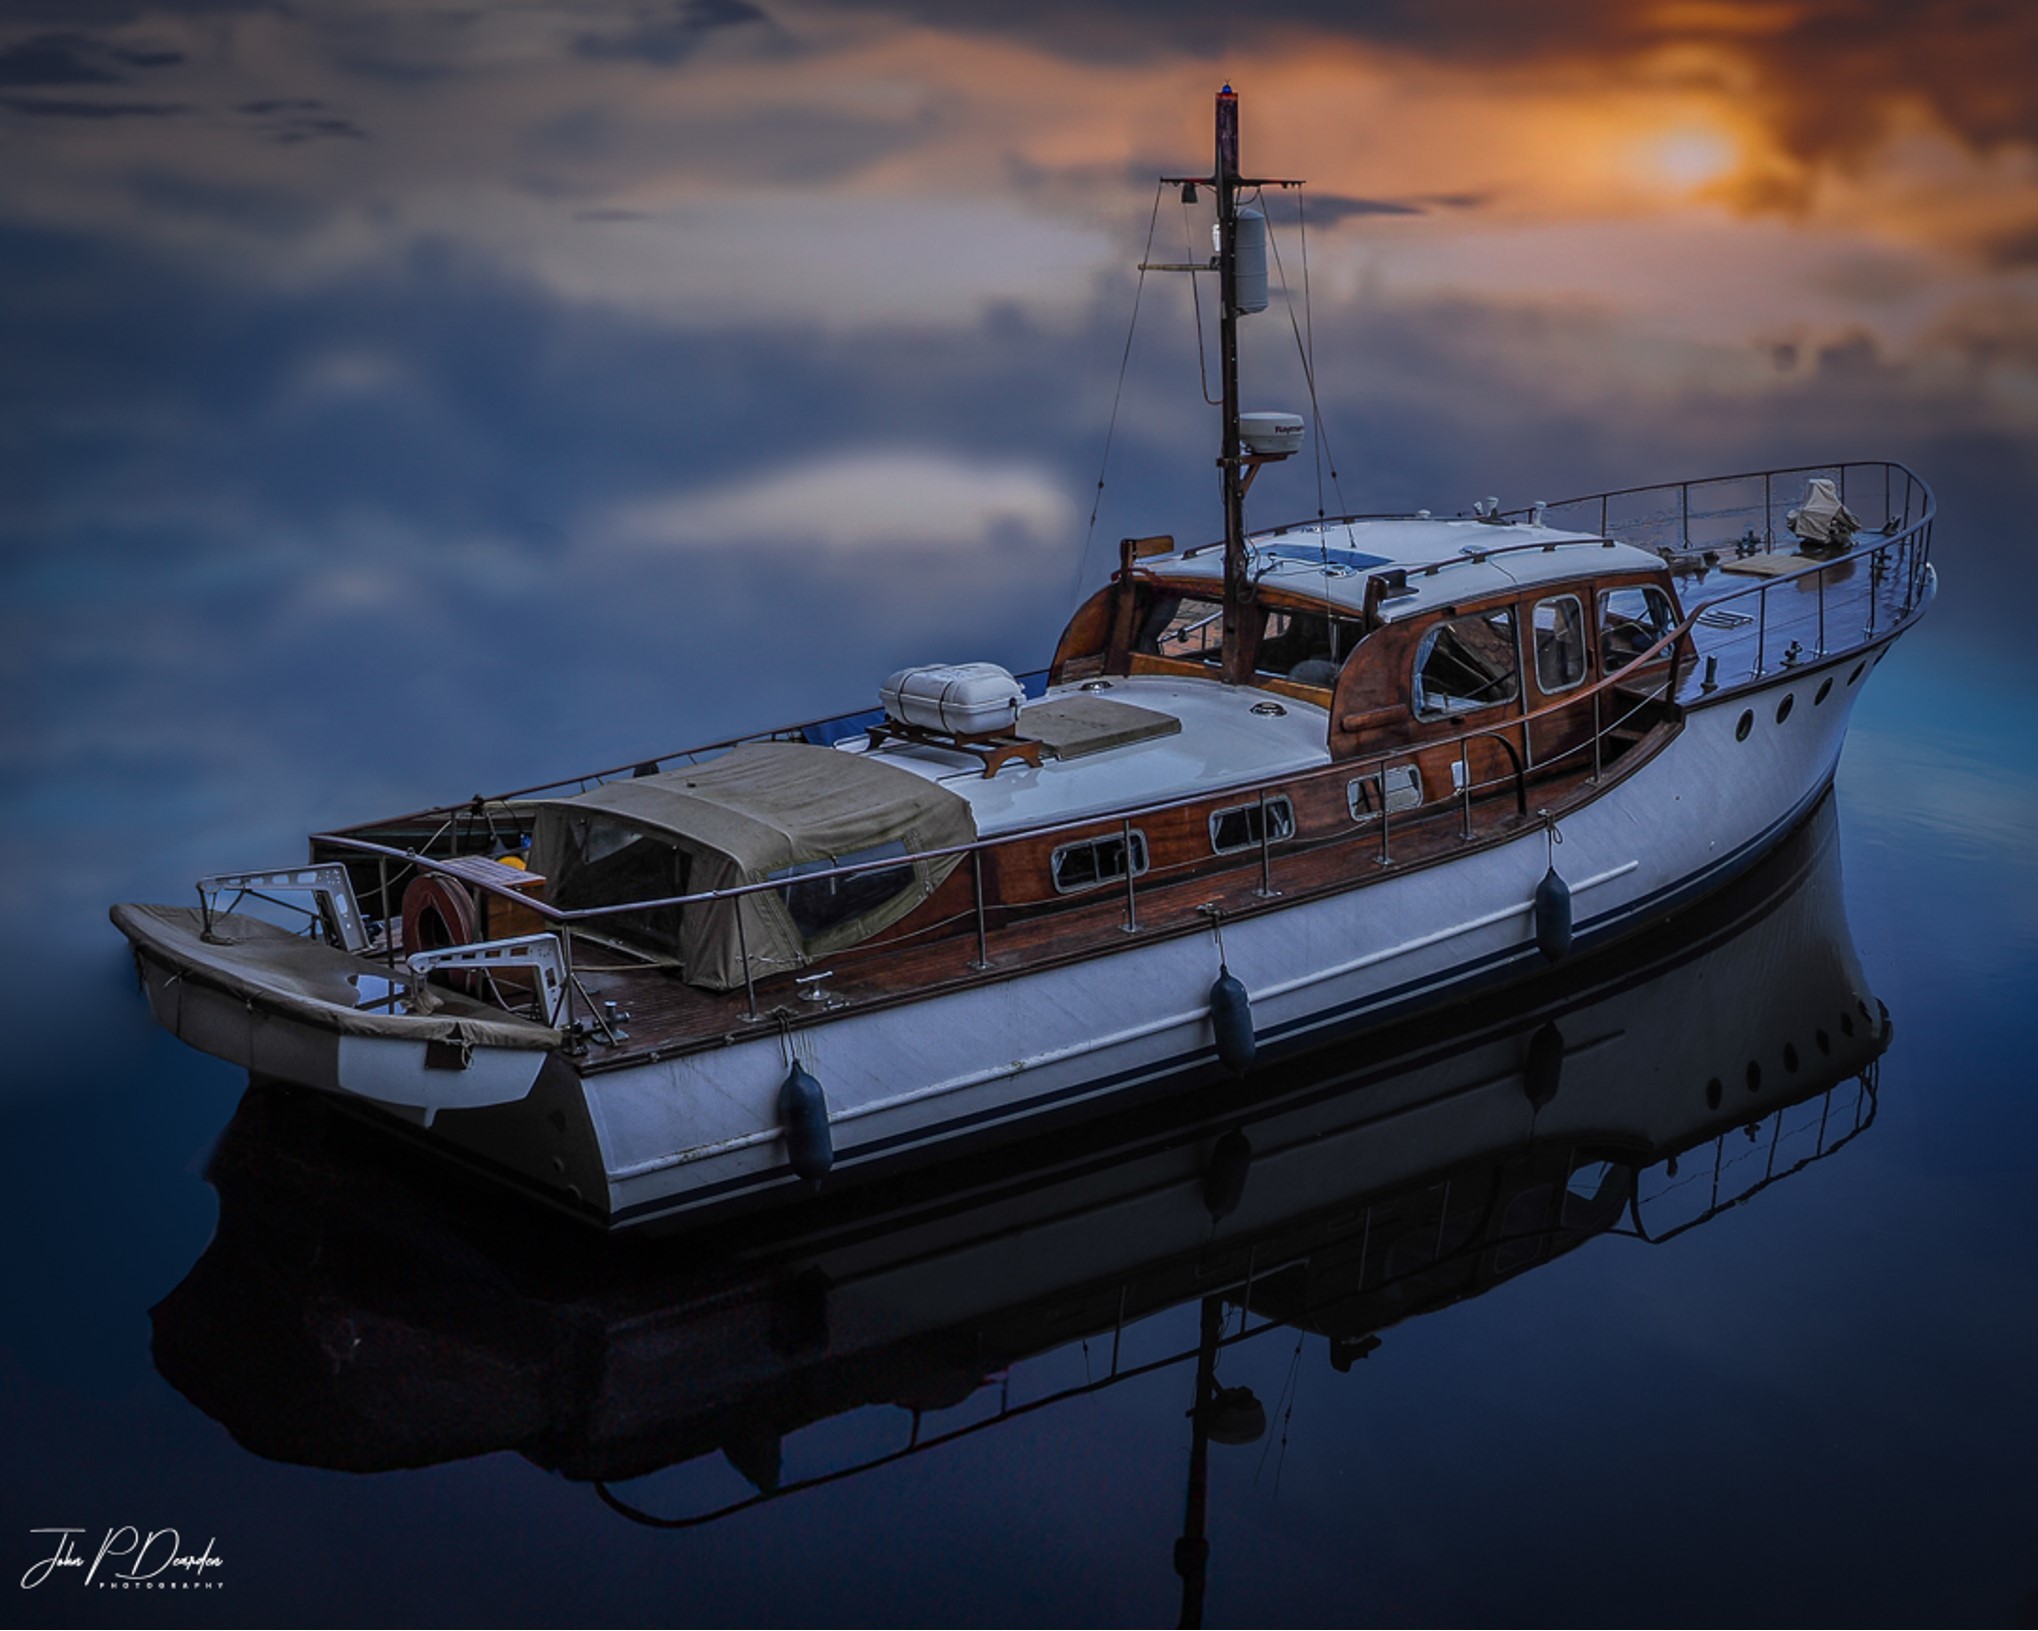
[4,24,2036,1616]
[6,607,2037,1625]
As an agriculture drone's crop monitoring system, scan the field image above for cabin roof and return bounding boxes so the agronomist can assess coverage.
[1154,516,1665,618]
[847,675,1329,837]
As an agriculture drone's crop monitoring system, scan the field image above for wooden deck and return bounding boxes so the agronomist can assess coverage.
[560,718,1678,1072]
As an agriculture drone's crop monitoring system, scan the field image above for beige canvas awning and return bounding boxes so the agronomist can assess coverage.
[531,742,975,989]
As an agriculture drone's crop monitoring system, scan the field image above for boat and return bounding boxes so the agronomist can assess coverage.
[151,798,1887,1547]
[110,87,1936,1231]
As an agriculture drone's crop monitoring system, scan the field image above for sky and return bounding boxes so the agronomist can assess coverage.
[3,0,2036,1039]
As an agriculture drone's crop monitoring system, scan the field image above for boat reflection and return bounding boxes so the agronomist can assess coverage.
[153,793,1888,1600]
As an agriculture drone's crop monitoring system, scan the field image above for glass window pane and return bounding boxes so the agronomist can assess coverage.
[1533,595,1586,692]
[1599,586,1676,671]
[548,814,689,955]
[1052,832,1149,893]
[1136,593,1226,665]
[1414,609,1519,717]
[1210,798,1295,853]
[1255,609,1364,687]
[771,841,913,941]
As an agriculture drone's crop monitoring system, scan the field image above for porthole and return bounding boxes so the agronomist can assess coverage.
[1776,693,1795,724]
[1815,677,1833,705]
[1783,1042,1799,1072]
[1816,1028,1831,1056]
[1848,662,1865,685]
[1735,710,1754,741]
[1705,1077,1723,1110]
[1839,1011,1855,1037]
[1746,1061,1762,1092]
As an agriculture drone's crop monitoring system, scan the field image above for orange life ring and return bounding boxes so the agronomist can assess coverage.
[401,874,479,993]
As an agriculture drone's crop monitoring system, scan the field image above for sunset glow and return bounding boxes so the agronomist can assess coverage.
[1643,124,1741,189]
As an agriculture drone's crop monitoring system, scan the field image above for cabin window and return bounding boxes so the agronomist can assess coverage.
[1209,798,1295,854]
[771,841,915,942]
[545,813,689,955]
[1051,830,1150,894]
[1254,609,1365,689]
[1347,765,1423,819]
[1598,586,1676,671]
[1532,595,1587,693]
[1413,609,1519,717]
[1135,592,1225,667]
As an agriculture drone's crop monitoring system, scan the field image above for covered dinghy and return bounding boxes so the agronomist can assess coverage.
[530,742,976,990]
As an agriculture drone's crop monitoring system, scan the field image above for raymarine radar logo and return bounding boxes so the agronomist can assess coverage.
[20,1528,224,1592]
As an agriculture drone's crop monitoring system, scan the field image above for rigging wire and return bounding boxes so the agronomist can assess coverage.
[1069,182,1167,612]
[1257,186,1346,646]
[1184,194,1222,408]
[1265,194,1348,523]
[1254,1331,1308,1494]
[1299,189,1326,523]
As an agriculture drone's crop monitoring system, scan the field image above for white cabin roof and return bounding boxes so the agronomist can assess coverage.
[844,675,1329,837]
[1157,516,1664,619]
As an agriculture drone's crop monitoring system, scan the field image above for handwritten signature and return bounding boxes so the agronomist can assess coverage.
[21,1529,223,1591]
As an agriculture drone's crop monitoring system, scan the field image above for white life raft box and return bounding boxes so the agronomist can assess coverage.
[880,663,1026,737]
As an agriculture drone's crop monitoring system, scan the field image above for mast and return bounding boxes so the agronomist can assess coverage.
[1215,85,1248,687]
[1151,87,1298,686]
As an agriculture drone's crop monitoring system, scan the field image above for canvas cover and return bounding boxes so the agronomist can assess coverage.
[530,741,976,989]
[1786,477,1861,549]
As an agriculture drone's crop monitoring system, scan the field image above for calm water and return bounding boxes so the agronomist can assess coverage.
[7,5,2038,1622]
[5,620,2037,1628]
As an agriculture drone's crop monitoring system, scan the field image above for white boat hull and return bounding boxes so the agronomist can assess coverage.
[485,647,1890,1227]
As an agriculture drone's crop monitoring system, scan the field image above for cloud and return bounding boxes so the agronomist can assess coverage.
[605,450,1077,556]
[1,94,186,117]
[1297,194,1425,223]
[803,1,2038,203]
[570,0,776,65]
[0,30,184,87]
[234,96,369,142]
[0,33,121,86]
[1981,220,2038,269]
[1268,192,1490,226]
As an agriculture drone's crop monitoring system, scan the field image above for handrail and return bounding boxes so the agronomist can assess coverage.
[350,461,1931,835]
[1503,457,1924,518]
[1622,1068,1879,1245]
[311,632,1685,934]
[342,672,1050,826]
[311,461,1933,1016]
[1206,457,1927,541]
